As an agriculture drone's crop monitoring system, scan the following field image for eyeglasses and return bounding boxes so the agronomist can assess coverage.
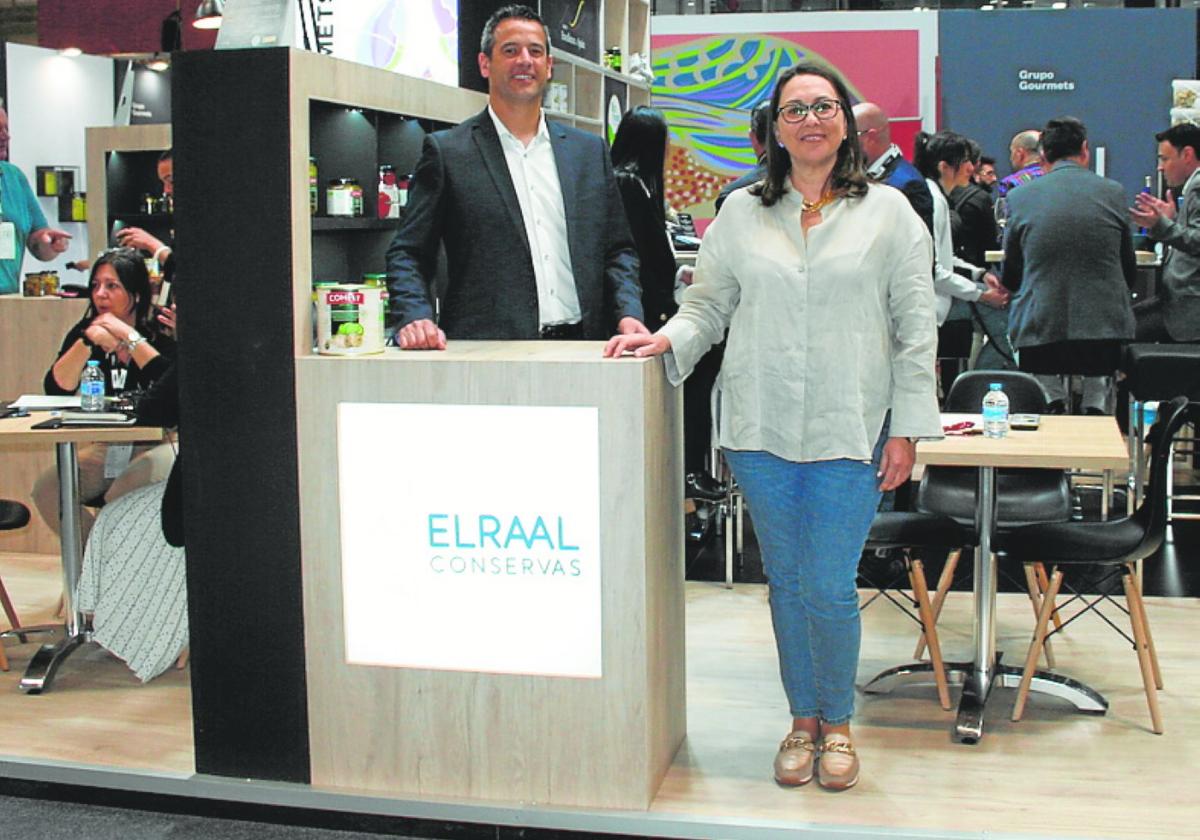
[777,99,842,124]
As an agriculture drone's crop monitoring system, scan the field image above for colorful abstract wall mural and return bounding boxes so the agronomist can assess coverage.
[652,21,927,231]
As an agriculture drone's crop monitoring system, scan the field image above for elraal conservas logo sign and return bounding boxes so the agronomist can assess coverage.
[426,513,583,577]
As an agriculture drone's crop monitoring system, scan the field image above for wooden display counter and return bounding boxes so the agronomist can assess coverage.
[0,295,89,553]
[295,345,685,809]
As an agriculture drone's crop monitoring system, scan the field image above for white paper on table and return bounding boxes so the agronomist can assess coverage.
[10,395,81,410]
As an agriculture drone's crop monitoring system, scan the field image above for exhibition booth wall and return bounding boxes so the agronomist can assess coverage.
[940,8,1197,201]
[654,9,1199,231]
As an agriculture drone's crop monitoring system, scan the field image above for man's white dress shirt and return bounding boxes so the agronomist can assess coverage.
[488,106,580,327]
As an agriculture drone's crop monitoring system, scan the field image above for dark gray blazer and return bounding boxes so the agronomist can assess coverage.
[385,109,643,340]
[1002,160,1136,349]
[1149,176,1200,341]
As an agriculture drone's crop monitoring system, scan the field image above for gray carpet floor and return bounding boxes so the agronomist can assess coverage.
[0,794,436,839]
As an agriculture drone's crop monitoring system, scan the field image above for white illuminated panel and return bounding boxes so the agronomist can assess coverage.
[324,1,459,88]
[337,403,602,678]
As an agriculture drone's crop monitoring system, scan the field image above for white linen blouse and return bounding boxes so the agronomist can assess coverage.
[659,182,943,465]
[927,177,984,324]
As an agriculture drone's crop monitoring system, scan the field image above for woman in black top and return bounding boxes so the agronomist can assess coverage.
[611,107,726,504]
[32,248,176,543]
[611,106,679,329]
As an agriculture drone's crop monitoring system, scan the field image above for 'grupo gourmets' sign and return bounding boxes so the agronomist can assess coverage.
[337,403,602,678]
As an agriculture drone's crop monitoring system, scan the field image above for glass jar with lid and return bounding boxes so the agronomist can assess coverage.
[327,178,358,217]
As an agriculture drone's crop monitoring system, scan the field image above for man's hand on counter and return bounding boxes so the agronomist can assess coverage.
[398,318,447,351]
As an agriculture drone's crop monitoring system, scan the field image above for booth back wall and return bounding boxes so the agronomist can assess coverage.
[939,9,1197,198]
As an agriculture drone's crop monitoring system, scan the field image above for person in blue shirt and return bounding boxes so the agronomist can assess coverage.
[0,106,72,294]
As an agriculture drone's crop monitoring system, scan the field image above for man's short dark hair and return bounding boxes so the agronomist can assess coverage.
[158,148,173,163]
[980,155,996,168]
[480,5,550,57]
[1156,123,1200,159]
[749,100,770,146]
[1040,117,1087,164]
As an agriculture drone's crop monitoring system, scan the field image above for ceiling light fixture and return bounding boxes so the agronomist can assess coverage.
[59,47,83,57]
[194,0,225,30]
[147,54,171,72]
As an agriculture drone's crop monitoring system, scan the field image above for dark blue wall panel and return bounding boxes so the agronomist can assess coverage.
[939,9,1196,200]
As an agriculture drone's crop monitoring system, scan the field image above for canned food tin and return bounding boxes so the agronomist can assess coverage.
[315,284,385,355]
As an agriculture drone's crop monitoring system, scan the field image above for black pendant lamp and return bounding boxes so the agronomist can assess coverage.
[194,0,225,30]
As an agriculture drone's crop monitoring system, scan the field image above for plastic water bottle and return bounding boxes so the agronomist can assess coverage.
[80,360,106,412]
[982,382,1009,439]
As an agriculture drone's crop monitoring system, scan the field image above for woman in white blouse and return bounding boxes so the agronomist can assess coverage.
[604,64,941,791]
[912,129,1009,326]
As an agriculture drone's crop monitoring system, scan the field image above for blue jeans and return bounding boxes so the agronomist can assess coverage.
[725,442,883,724]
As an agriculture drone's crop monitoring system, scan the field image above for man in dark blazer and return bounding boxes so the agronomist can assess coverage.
[1130,122,1200,343]
[852,101,934,235]
[1002,117,1136,412]
[386,5,646,349]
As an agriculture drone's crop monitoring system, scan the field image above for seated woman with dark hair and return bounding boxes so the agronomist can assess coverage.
[76,362,184,682]
[31,248,176,544]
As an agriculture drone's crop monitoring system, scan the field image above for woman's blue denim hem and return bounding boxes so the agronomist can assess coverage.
[724,442,883,724]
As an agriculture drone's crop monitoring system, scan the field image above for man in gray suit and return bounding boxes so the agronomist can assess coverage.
[1130,122,1200,343]
[386,5,646,349]
[1002,117,1136,413]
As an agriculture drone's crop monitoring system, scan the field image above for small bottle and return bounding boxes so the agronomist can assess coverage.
[397,173,411,208]
[309,156,319,215]
[80,360,106,412]
[377,165,401,219]
[982,382,1009,439]
[1137,175,1152,236]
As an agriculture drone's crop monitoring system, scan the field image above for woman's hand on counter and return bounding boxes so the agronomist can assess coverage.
[603,331,671,359]
[398,318,447,351]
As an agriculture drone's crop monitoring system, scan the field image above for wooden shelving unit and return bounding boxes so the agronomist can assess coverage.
[84,123,172,256]
[549,0,652,136]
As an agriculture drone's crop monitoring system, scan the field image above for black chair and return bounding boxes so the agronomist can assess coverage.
[862,511,976,710]
[997,396,1189,734]
[1018,338,1126,414]
[0,499,32,672]
[1119,344,1200,519]
[915,370,1073,664]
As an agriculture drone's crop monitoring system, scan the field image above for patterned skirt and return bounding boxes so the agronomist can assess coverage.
[76,480,187,682]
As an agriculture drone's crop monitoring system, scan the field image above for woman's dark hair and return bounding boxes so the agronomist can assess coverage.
[965,138,982,166]
[85,247,156,333]
[912,130,972,181]
[611,106,669,223]
[752,62,868,207]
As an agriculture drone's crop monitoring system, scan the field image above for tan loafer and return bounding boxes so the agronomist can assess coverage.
[773,731,816,786]
[817,733,859,791]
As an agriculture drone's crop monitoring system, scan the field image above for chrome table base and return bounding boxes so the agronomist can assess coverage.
[864,652,1108,744]
[19,631,90,694]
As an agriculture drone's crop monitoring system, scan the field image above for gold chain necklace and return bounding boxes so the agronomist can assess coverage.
[801,191,836,214]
